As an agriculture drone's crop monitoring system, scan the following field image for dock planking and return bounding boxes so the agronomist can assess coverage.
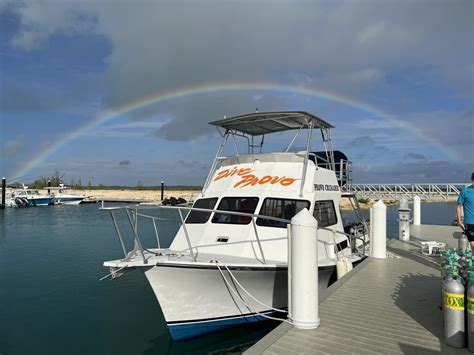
[245,225,469,354]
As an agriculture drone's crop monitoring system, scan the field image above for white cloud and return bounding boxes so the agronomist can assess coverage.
[8,1,96,50]
[3,0,472,102]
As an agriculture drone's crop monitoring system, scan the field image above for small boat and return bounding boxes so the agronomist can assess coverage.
[11,185,53,206]
[102,111,369,340]
[49,184,85,205]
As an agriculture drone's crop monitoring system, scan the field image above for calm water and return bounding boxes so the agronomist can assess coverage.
[0,202,458,355]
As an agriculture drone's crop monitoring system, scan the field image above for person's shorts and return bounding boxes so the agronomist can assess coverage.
[465,224,474,242]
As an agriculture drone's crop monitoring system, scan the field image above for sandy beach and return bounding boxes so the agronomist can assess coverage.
[2,188,198,204]
[4,187,400,210]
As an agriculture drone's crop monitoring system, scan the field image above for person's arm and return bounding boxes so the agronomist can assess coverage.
[457,204,465,230]
[457,189,465,230]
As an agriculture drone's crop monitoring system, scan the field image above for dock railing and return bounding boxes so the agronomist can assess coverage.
[342,183,468,200]
[100,204,368,265]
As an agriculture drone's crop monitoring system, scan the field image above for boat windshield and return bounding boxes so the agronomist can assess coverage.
[212,197,259,225]
[313,200,338,227]
[257,198,310,228]
[185,198,218,224]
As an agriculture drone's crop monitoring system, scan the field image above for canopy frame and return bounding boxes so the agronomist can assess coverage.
[203,111,338,195]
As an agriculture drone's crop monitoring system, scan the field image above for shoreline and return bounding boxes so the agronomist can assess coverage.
[4,187,456,210]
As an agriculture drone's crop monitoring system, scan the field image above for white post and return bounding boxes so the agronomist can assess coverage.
[372,200,387,259]
[369,206,374,257]
[413,195,421,225]
[288,208,320,329]
[398,197,411,241]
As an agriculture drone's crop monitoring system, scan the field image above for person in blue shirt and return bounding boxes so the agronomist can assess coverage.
[457,173,474,246]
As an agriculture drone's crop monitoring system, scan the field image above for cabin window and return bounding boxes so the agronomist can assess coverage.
[185,198,218,224]
[257,198,310,228]
[212,197,259,225]
[313,200,337,227]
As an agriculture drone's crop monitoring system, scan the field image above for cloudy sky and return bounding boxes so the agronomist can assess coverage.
[1,0,472,186]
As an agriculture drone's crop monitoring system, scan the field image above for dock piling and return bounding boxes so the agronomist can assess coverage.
[369,206,374,256]
[372,200,387,259]
[47,180,51,195]
[413,195,421,225]
[161,181,164,201]
[1,177,5,209]
[288,208,320,329]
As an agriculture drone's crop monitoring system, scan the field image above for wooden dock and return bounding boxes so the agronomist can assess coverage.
[245,225,469,354]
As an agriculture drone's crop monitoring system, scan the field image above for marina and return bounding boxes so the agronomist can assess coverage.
[1,112,470,354]
[1,2,472,354]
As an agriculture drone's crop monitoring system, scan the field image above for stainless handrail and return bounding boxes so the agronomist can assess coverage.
[177,208,196,261]
[110,211,127,257]
[252,218,266,264]
[103,205,291,264]
[125,209,147,263]
[103,204,367,264]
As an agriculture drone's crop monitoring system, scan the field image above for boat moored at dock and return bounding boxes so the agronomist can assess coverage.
[49,184,85,205]
[9,185,54,206]
[102,111,369,340]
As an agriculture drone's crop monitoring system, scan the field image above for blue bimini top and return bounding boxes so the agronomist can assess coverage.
[458,186,474,225]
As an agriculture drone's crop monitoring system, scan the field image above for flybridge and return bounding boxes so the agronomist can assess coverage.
[203,111,351,196]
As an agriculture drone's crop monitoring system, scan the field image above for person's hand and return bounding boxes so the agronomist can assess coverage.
[459,222,465,231]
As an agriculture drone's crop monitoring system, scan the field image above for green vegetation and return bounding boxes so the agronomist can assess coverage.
[30,171,62,189]
[358,198,370,204]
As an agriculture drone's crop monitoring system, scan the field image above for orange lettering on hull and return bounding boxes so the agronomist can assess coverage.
[213,166,299,188]
[214,167,254,181]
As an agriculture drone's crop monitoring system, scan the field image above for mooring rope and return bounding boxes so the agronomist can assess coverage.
[214,261,295,325]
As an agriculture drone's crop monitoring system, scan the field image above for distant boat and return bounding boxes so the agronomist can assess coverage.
[11,185,53,206]
[49,183,85,205]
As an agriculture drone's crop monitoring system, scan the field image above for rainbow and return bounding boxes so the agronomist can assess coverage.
[12,82,455,179]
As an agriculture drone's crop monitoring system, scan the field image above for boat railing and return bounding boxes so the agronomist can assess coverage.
[315,158,352,186]
[100,204,366,264]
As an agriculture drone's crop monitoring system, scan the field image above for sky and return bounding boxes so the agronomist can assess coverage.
[0,0,473,186]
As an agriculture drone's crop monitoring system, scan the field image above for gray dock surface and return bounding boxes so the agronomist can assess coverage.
[246,225,469,354]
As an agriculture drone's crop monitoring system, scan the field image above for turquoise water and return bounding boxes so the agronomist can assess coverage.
[0,202,458,354]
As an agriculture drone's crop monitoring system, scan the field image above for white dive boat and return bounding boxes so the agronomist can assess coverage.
[10,185,53,206]
[49,184,85,205]
[102,111,369,340]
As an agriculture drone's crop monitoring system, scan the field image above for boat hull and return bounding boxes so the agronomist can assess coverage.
[143,263,335,340]
[53,197,84,205]
[29,198,53,206]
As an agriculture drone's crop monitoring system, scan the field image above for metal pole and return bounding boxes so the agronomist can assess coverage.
[177,208,196,261]
[152,218,161,249]
[161,181,164,201]
[110,211,128,257]
[202,131,228,195]
[251,218,266,264]
[299,122,313,198]
[1,177,5,209]
[124,209,147,262]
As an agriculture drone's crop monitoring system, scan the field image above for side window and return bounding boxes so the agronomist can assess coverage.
[257,198,310,228]
[212,197,259,225]
[313,200,337,227]
[185,198,218,224]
